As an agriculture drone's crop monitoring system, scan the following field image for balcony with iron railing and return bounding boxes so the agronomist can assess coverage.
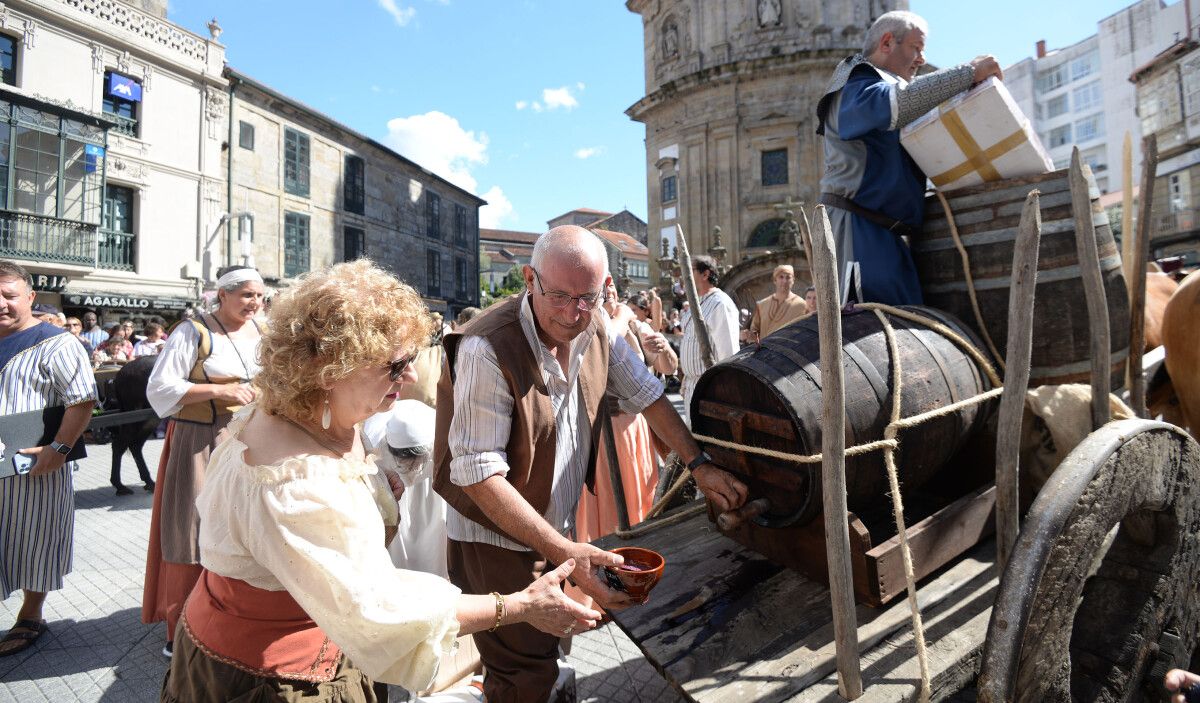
[104,112,138,139]
[0,210,135,271]
[1153,208,1200,240]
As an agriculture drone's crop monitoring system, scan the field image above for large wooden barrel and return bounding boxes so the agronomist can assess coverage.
[691,306,995,528]
[911,168,1130,389]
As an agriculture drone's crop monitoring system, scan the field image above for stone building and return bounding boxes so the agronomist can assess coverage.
[0,0,227,322]
[592,227,650,292]
[625,0,907,293]
[547,206,649,245]
[225,68,483,317]
[479,224,650,298]
[479,227,536,293]
[1131,37,1200,265]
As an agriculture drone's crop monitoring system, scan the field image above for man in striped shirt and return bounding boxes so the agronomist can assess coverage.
[434,227,747,703]
[0,260,96,657]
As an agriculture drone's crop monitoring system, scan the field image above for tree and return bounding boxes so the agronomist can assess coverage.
[480,265,526,307]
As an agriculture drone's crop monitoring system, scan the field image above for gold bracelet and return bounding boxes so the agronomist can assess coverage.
[488,592,505,632]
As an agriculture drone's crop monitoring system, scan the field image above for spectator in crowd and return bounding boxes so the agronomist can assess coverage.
[92,337,130,367]
[748,264,807,342]
[32,303,62,327]
[0,260,97,657]
[454,306,482,330]
[79,311,107,349]
[121,319,143,344]
[143,266,265,658]
[64,317,93,355]
[160,259,596,701]
[132,323,166,357]
[55,312,66,327]
[104,324,134,358]
[805,286,818,314]
[679,255,740,414]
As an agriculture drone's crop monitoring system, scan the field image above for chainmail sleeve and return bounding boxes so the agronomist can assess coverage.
[893,64,975,130]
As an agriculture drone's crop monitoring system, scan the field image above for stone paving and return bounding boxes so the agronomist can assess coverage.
[0,439,684,703]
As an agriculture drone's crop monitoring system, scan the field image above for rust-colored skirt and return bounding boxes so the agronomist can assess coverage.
[575,412,659,543]
[161,626,385,703]
[142,417,232,639]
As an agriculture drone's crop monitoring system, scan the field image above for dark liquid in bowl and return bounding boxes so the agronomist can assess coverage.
[618,560,653,572]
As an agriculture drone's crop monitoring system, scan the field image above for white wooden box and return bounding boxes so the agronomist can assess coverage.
[900,77,1053,191]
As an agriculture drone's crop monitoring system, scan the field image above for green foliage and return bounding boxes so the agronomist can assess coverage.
[480,265,527,307]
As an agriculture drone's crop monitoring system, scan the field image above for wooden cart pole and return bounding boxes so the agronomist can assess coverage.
[676,224,716,370]
[602,404,632,532]
[1120,133,1135,393]
[995,191,1042,572]
[1069,148,1111,430]
[810,205,863,700]
[1129,135,1158,418]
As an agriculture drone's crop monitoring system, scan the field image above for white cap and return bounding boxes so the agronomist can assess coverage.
[386,400,436,449]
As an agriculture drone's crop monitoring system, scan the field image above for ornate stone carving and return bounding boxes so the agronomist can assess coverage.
[117,49,131,73]
[22,18,35,49]
[109,155,148,180]
[661,18,679,60]
[91,42,104,73]
[203,87,227,139]
[141,64,152,91]
[206,17,222,41]
[61,0,209,65]
[0,4,9,29]
[758,0,782,27]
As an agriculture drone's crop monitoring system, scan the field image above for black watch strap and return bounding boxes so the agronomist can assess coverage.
[686,451,713,472]
[50,441,72,455]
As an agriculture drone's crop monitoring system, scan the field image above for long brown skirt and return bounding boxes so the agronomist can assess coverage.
[161,627,385,703]
[142,417,232,640]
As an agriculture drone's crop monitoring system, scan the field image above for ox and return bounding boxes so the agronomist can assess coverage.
[109,355,159,494]
[1163,271,1200,437]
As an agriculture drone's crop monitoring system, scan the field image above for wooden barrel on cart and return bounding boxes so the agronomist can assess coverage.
[690,305,996,529]
[911,168,1130,389]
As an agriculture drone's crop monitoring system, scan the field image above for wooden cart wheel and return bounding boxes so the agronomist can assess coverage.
[978,419,1200,702]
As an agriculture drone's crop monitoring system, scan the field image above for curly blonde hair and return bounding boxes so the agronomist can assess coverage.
[255,259,434,418]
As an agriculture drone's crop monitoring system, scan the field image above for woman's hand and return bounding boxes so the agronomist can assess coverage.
[221,383,257,405]
[383,469,406,502]
[508,560,602,637]
[1165,669,1200,703]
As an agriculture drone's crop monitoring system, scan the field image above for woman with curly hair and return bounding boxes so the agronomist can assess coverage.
[161,260,598,702]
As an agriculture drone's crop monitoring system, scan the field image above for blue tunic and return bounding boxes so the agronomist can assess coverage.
[821,63,926,306]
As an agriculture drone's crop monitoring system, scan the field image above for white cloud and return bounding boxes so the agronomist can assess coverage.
[574,146,603,159]
[542,86,579,110]
[576,82,586,91]
[515,100,527,110]
[384,111,487,192]
[378,0,416,26]
[531,101,544,112]
[479,186,515,228]
[370,85,383,93]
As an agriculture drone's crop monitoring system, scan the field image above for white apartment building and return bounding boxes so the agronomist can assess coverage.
[0,0,228,322]
[1004,0,1195,195]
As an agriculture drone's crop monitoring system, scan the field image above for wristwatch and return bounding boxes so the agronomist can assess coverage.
[50,441,72,456]
[686,451,713,472]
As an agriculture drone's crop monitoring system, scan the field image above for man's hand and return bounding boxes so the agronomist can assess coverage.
[1165,669,1200,703]
[383,469,406,502]
[554,542,638,610]
[693,463,748,513]
[970,55,1003,84]
[20,446,67,478]
[640,330,670,355]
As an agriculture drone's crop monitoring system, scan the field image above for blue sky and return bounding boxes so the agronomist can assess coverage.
[167,0,1175,233]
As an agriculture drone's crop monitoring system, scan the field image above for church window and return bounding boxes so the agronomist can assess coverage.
[747,218,784,248]
[761,148,788,186]
[661,175,677,203]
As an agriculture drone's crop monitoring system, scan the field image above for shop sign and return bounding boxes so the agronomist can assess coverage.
[31,274,69,292]
[63,293,194,311]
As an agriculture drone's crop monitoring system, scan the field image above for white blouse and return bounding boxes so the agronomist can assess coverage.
[195,409,461,690]
[146,320,263,418]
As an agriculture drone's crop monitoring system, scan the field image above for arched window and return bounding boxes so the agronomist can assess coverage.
[747,218,784,248]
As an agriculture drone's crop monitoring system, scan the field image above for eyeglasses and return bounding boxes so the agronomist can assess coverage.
[530,268,602,311]
[388,352,418,382]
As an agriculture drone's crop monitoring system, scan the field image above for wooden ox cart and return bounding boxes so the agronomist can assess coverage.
[595,146,1200,702]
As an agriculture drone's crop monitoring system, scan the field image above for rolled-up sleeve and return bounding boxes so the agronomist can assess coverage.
[243,471,460,690]
[447,336,514,487]
[607,330,664,415]
[45,337,97,406]
[146,324,199,418]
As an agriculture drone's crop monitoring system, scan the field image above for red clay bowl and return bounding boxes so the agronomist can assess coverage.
[604,547,665,602]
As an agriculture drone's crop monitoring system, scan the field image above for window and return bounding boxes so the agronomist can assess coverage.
[454,203,467,245]
[1070,50,1098,82]
[1168,173,1190,214]
[102,71,141,138]
[1139,71,1182,135]
[238,121,254,150]
[344,225,365,261]
[426,249,441,296]
[0,104,104,223]
[455,258,469,297]
[661,175,677,203]
[1037,65,1066,93]
[284,128,310,197]
[1074,114,1104,142]
[1072,81,1102,113]
[344,154,365,214]
[0,35,16,86]
[426,191,441,238]
[284,211,310,277]
[1048,124,1072,148]
[747,218,784,248]
[1184,56,1200,122]
[761,149,788,186]
[103,185,134,233]
[1081,147,1107,174]
[1046,94,1069,118]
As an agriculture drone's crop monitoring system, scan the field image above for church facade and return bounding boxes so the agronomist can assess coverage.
[625,0,907,299]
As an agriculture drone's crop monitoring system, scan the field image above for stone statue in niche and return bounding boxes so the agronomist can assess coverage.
[662,19,679,59]
[758,0,782,26]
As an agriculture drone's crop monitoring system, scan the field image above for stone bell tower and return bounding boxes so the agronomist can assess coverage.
[626,0,907,301]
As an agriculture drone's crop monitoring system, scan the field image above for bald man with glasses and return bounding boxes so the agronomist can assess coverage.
[433,225,747,703]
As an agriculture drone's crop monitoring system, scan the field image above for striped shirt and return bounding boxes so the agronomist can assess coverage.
[0,322,97,599]
[445,294,664,551]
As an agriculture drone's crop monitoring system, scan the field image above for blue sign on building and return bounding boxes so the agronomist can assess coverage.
[84,144,105,174]
[107,72,142,102]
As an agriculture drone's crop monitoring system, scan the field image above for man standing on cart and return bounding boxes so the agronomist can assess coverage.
[816,10,1002,305]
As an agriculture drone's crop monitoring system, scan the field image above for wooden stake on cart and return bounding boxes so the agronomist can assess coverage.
[809,205,863,700]
[676,224,716,371]
[994,191,1042,572]
[1069,148,1111,430]
[602,400,632,532]
[1129,135,1158,418]
[1120,133,1135,392]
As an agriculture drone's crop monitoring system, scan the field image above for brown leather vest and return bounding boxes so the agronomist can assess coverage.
[432,295,610,545]
[171,316,260,425]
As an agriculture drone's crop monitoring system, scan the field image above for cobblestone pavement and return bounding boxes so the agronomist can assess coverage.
[0,439,684,702]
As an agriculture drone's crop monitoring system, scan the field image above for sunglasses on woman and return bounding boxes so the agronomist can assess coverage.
[388,353,418,382]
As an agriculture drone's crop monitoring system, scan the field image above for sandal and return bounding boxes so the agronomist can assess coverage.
[0,619,47,657]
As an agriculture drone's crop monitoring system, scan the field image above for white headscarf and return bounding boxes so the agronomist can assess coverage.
[216,267,263,289]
